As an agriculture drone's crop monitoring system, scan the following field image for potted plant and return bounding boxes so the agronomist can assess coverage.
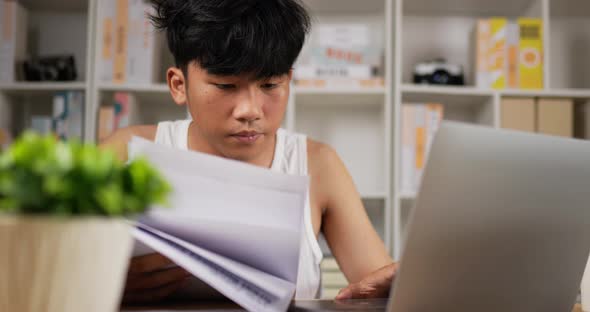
[0,132,170,312]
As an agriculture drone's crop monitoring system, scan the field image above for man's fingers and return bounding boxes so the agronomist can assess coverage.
[126,266,191,291]
[128,253,174,274]
[123,278,189,305]
[335,286,353,300]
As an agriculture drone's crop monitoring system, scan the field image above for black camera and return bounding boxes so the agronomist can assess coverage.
[22,55,78,81]
[413,59,465,86]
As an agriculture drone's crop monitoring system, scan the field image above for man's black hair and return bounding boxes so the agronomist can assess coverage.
[149,0,311,79]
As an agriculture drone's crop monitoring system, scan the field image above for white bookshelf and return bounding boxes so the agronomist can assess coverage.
[0,0,92,139]
[1,0,589,273]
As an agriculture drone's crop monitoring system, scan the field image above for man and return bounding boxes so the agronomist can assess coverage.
[100,0,397,304]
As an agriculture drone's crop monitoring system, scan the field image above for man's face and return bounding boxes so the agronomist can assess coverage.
[177,63,291,162]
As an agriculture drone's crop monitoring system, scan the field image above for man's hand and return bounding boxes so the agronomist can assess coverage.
[335,263,399,300]
[122,253,191,305]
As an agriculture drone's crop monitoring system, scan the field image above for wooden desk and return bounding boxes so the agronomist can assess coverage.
[124,302,584,311]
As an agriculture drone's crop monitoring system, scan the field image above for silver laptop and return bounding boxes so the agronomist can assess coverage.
[292,122,590,312]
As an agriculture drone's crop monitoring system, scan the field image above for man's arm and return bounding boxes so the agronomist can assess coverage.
[98,125,157,161]
[308,140,396,298]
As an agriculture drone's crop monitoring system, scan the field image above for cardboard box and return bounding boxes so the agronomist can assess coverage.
[537,98,573,137]
[518,18,544,89]
[98,106,115,142]
[501,97,536,132]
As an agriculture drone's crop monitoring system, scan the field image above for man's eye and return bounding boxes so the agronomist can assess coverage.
[215,84,236,90]
[261,83,278,89]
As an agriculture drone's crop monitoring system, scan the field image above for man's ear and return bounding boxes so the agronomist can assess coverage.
[167,67,187,106]
[288,69,293,81]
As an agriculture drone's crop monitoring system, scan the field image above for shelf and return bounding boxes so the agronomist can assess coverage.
[302,0,385,14]
[398,192,417,201]
[0,82,86,94]
[295,86,386,107]
[500,89,590,99]
[402,84,494,96]
[98,83,170,93]
[20,0,87,12]
[402,84,590,100]
[403,0,537,17]
[361,192,389,200]
[401,84,494,107]
[295,86,386,95]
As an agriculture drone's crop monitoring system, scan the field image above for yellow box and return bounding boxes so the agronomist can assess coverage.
[518,18,543,89]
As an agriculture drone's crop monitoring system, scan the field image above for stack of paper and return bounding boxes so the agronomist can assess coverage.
[128,137,309,312]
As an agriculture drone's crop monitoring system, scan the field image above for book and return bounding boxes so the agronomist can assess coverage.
[400,105,416,195]
[52,91,84,141]
[31,116,53,135]
[113,92,135,129]
[294,65,375,80]
[0,127,11,150]
[52,92,69,140]
[98,0,161,84]
[294,77,384,89]
[489,18,508,90]
[65,91,84,140]
[310,24,382,67]
[99,0,116,83]
[475,19,491,88]
[518,18,544,89]
[401,104,444,194]
[113,0,128,84]
[127,137,309,312]
[506,22,520,89]
[537,98,573,137]
[0,0,27,82]
[97,106,115,141]
[500,97,536,133]
[127,0,161,84]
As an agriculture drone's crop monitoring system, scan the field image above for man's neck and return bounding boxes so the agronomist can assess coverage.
[187,122,276,169]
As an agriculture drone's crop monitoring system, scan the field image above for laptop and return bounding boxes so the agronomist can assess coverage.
[291,122,590,312]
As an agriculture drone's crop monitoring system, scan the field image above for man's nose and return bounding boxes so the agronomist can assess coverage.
[232,89,263,123]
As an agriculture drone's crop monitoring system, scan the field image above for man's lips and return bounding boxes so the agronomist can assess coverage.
[230,131,262,143]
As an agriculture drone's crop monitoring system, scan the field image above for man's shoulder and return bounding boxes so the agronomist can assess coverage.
[99,125,157,161]
[306,138,341,173]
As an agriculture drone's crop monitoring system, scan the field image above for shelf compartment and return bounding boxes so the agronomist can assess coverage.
[401,84,496,126]
[295,101,386,196]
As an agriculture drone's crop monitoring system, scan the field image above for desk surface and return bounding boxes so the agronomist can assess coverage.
[123,302,584,312]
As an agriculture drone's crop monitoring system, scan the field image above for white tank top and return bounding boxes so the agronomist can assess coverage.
[154,119,323,299]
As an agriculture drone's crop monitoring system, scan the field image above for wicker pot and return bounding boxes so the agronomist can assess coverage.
[0,216,133,312]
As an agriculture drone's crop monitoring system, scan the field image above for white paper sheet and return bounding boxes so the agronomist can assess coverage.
[133,224,295,312]
[127,137,309,311]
